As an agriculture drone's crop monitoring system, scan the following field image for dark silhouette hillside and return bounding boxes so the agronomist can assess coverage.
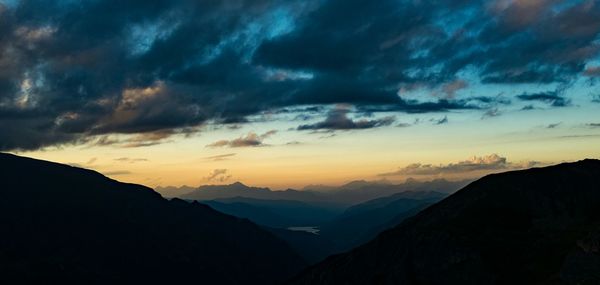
[291,159,600,284]
[319,191,446,252]
[202,197,342,227]
[0,153,305,284]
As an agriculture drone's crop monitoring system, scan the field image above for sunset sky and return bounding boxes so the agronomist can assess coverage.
[1,0,600,189]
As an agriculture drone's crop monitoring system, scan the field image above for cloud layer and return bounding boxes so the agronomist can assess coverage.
[0,0,599,150]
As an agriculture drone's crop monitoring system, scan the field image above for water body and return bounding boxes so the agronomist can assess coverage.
[287,226,320,235]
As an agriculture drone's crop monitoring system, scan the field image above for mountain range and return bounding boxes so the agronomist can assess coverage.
[172,179,468,206]
[319,191,447,252]
[5,152,600,284]
[291,159,600,284]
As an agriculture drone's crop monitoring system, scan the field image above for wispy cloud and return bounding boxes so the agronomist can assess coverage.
[584,66,600,77]
[204,169,231,182]
[206,131,277,148]
[435,116,448,125]
[379,154,541,177]
[482,108,501,119]
[204,153,237,161]
[546,123,562,129]
[298,106,395,131]
[587,123,600,128]
[114,157,149,163]
[102,170,132,176]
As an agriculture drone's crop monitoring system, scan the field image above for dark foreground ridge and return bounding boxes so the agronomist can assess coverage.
[291,159,600,284]
[0,153,305,284]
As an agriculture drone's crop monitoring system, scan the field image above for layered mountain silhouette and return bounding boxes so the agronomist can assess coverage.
[181,182,322,203]
[185,182,462,264]
[154,185,196,198]
[319,191,447,252]
[201,191,449,263]
[178,179,467,206]
[0,153,305,284]
[291,159,600,284]
[202,197,342,228]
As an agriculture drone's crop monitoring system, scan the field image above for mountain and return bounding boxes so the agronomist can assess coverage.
[182,182,326,204]
[154,185,196,198]
[203,197,343,228]
[314,179,466,205]
[319,191,447,251]
[202,197,342,263]
[265,227,337,264]
[203,199,291,228]
[181,179,468,206]
[0,153,305,284]
[340,190,446,215]
[291,159,600,284]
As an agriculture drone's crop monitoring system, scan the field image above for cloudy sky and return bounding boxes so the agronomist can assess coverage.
[1,0,599,188]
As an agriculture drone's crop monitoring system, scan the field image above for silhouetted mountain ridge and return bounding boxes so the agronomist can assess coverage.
[291,159,600,284]
[319,191,447,252]
[0,153,305,284]
[203,196,342,227]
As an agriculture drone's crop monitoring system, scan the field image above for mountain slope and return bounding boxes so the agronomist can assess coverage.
[0,153,305,284]
[154,185,196,198]
[265,227,337,264]
[291,159,600,284]
[203,197,342,228]
[308,179,466,205]
[182,182,324,203]
[319,192,446,251]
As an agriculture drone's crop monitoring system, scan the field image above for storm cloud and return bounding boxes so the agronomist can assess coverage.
[0,0,599,150]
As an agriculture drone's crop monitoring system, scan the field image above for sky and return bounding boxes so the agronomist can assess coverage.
[1,0,600,189]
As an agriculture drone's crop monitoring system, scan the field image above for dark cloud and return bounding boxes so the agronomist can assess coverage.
[517,91,571,107]
[0,0,598,150]
[255,0,600,86]
[379,154,540,177]
[588,123,600,128]
[206,130,276,148]
[297,106,395,130]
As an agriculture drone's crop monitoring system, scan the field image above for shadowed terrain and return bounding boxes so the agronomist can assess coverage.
[319,191,447,252]
[291,160,600,284]
[0,153,305,284]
